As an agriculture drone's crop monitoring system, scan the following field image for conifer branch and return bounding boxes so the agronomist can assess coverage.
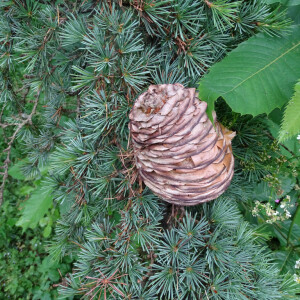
[0,89,41,206]
[1,1,298,298]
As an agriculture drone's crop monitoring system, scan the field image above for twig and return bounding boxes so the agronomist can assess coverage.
[0,103,5,122]
[0,105,9,143]
[0,122,21,128]
[76,94,81,118]
[266,131,296,157]
[0,89,41,206]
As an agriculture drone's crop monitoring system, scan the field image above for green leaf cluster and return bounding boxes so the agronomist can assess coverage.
[198,1,300,140]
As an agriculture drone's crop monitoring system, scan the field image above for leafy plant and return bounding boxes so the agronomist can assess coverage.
[213,98,300,279]
[198,25,300,118]
[0,46,73,300]
[0,167,73,300]
[16,181,54,232]
[198,0,300,143]
[279,79,300,141]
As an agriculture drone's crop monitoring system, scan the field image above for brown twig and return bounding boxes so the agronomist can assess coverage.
[0,103,6,122]
[0,105,10,143]
[265,131,296,157]
[0,89,41,206]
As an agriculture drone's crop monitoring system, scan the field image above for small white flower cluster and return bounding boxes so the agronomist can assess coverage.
[294,274,300,284]
[252,196,293,224]
[295,259,300,269]
[294,259,300,284]
[279,195,293,218]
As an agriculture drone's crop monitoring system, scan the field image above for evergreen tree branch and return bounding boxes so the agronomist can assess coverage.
[1,1,298,298]
[0,88,41,206]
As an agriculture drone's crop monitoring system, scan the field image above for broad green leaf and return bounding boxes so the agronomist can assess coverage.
[19,185,35,196]
[294,205,300,227]
[43,225,52,238]
[198,25,300,117]
[274,221,300,246]
[16,182,53,232]
[274,250,300,274]
[287,5,300,24]
[264,0,299,5]
[279,80,300,141]
[8,159,27,180]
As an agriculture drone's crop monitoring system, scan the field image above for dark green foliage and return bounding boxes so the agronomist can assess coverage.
[0,160,73,299]
[216,100,300,279]
[0,118,73,299]
[0,0,299,299]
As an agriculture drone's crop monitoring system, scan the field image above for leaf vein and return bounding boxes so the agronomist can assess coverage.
[224,41,300,94]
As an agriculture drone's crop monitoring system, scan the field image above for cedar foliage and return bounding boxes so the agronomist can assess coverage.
[0,0,299,299]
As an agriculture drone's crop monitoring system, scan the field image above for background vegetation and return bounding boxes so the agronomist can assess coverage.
[0,0,299,299]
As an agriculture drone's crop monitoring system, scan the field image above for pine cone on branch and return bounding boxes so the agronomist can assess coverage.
[129,84,235,206]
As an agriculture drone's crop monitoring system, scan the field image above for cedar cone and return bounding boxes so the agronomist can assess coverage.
[129,84,235,206]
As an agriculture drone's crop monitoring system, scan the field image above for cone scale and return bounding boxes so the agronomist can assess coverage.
[129,84,235,206]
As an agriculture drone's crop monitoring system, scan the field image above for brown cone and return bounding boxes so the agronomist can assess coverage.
[129,84,235,206]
